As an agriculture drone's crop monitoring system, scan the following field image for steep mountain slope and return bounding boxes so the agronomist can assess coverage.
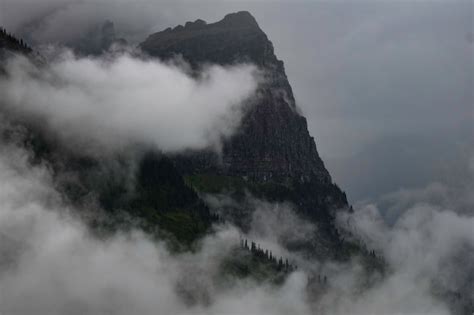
[1,13,350,257]
[140,11,331,184]
[140,12,350,257]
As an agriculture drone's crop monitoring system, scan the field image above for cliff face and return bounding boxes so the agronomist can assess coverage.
[140,12,331,184]
[140,12,349,257]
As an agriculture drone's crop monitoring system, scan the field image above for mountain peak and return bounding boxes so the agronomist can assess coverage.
[139,12,335,186]
[184,19,207,30]
[140,11,269,67]
[151,11,260,38]
[219,11,259,28]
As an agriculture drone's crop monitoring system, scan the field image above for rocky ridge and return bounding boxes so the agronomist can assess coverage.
[140,12,349,233]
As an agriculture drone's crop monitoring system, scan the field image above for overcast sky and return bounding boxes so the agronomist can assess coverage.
[1,0,472,201]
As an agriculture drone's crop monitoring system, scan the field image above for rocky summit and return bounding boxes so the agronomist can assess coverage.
[140,11,347,220]
[139,12,351,258]
[141,12,333,184]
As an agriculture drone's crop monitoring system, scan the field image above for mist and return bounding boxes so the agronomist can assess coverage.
[1,0,472,200]
[0,1,472,314]
[0,51,259,153]
[1,138,472,314]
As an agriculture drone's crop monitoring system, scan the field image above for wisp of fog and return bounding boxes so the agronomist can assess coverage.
[0,51,259,153]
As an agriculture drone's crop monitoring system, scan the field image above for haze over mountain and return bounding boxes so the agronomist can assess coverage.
[1,0,471,202]
[0,5,472,315]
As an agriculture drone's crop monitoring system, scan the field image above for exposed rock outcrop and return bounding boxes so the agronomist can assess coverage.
[140,12,350,259]
[140,11,332,184]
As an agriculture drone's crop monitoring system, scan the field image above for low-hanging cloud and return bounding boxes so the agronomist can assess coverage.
[1,0,472,203]
[1,2,472,314]
[0,51,260,153]
[0,138,473,314]
[335,158,474,315]
[203,193,471,315]
[0,141,312,315]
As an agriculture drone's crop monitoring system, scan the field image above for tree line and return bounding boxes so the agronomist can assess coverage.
[0,26,32,52]
[240,238,297,273]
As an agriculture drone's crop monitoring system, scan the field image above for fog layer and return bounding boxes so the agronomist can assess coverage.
[0,52,259,153]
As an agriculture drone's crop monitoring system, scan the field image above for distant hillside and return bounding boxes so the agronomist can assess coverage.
[0,27,32,54]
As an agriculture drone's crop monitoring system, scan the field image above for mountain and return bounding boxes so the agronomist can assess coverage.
[0,14,471,314]
[140,12,331,184]
[0,13,351,257]
[140,12,350,257]
[74,20,128,56]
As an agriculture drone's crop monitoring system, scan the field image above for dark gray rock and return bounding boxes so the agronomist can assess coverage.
[140,11,332,185]
[74,20,128,56]
[139,12,351,261]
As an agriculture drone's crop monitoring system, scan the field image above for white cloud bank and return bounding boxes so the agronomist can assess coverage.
[0,140,473,315]
[0,52,259,153]
[0,142,311,315]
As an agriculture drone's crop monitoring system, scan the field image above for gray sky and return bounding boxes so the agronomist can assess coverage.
[1,0,472,201]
